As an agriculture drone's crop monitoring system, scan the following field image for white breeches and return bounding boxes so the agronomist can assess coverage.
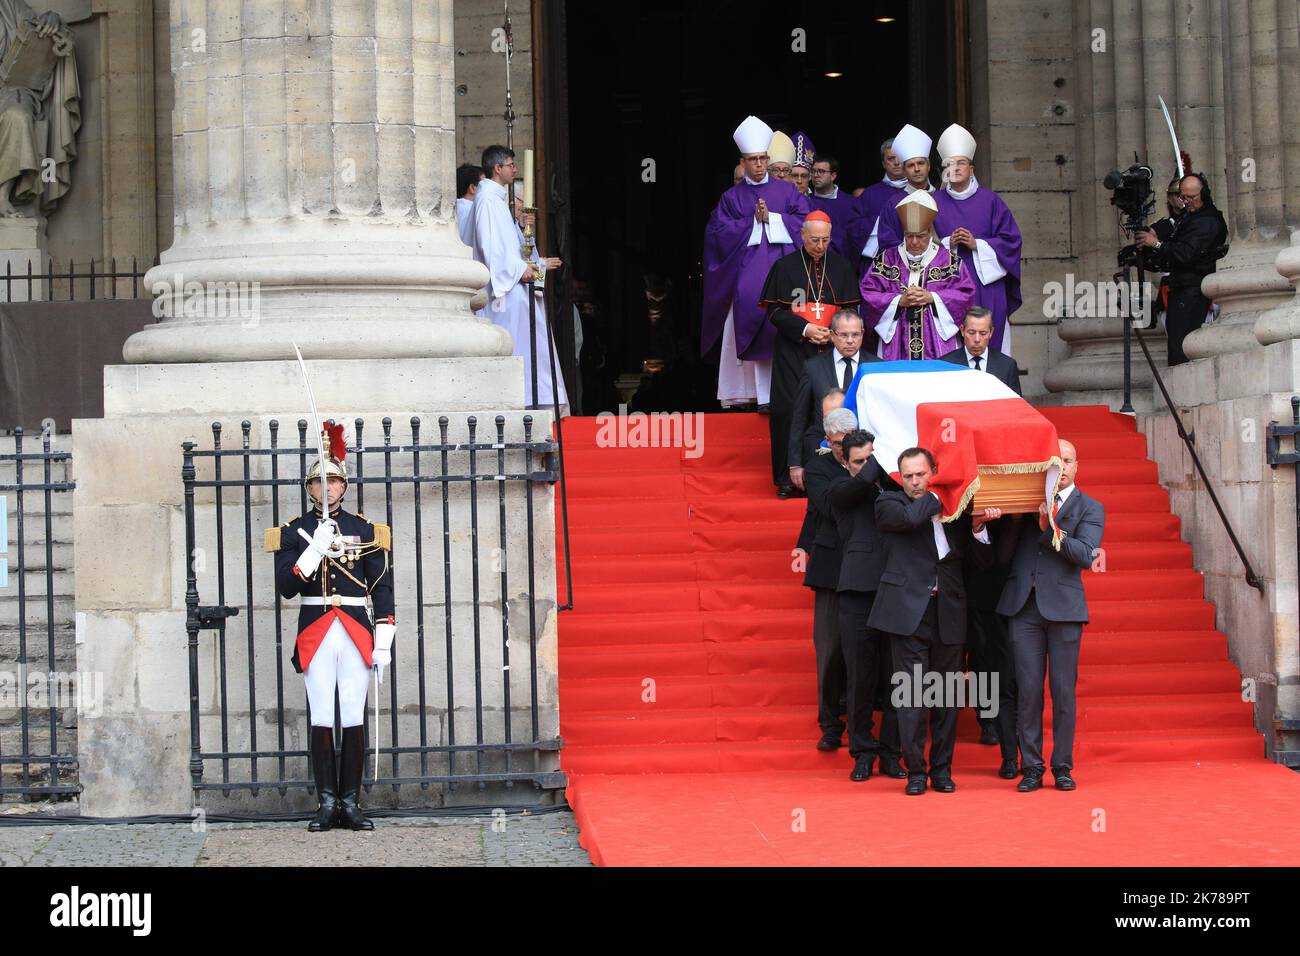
[304,618,370,728]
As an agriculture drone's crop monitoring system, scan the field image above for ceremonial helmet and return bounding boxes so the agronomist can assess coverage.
[304,419,349,497]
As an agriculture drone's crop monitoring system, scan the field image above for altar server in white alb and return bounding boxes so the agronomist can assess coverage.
[471,144,568,412]
[703,115,811,408]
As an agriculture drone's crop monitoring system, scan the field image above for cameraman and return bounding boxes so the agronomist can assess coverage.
[1134,173,1228,367]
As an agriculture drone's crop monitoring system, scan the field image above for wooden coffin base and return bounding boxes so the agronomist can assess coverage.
[971,469,1050,514]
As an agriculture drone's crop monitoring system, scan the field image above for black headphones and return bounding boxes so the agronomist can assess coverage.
[1184,170,1213,206]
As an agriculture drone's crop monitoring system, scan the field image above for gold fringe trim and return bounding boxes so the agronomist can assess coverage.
[940,476,981,523]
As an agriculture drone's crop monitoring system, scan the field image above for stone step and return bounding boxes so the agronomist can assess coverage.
[0,625,78,665]
[0,570,73,600]
[0,541,73,572]
[0,596,75,629]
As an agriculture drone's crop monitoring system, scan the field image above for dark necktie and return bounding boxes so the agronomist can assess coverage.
[841,357,853,391]
[972,355,982,371]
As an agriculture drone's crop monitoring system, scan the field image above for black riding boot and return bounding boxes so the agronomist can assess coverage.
[307,726,339,832]
[338,725,374,831]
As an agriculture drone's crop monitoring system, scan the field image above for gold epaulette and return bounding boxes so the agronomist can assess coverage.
[372,523,391,551]
[263,526,283,552]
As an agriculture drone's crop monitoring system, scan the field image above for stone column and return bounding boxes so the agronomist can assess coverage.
[1184,0,1295,358]
[124,0,505,363]
[74,1,559,817]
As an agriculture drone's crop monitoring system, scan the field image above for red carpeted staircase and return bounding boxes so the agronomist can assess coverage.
[554,407,1294,866]
[558,407,1257,771]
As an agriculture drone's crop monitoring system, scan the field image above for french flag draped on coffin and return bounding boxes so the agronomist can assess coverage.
[843,360,1064,539]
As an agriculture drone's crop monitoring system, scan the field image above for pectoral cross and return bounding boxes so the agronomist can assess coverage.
[808,301,827,322]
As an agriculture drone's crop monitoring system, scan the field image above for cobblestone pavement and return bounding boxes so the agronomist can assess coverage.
[0,812,593,866]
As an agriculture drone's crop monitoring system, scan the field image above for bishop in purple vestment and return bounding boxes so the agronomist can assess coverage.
[848,136,908,265]
[932,123,1023,355]
[703,116,810,405]
[860,191,975,361]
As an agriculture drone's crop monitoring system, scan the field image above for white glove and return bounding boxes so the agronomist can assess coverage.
[294,519,339,577]
[373,622,395,684]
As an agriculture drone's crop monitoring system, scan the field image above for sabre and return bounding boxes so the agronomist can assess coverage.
[292,343,330,514]
[1158,95,1185,179]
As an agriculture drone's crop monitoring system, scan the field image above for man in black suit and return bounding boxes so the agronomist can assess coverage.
[800,406,857,750]
[829,428,906,781]
[997,439,1105,792]
[939,306,1021,394]
[868,448,997,795]
[787,310,880,493]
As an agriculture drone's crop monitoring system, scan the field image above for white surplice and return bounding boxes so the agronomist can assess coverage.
[470,178,569,412]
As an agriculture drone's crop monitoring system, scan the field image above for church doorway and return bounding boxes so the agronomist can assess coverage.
[541,0,966,415]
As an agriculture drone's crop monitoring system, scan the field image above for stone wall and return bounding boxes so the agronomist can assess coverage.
[1137,343,1300,757]
[968,0,1076,398]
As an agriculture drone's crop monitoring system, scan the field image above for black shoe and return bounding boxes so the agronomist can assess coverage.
[1053,769,1076,791]
[878,755,908,779]
[816,732,842,751]
[850,755,873,781]
[776,484,796,499]
[307,726,339,832]
[756,403,771,415]
[337,726,375,831]
[905,775,927,796]
[1018,768,1044,792]
[978,724,1000,746]
[931,776,957,793]
[998,758,1020,780]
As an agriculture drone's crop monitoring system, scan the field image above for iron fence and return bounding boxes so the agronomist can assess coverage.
[182,415,568,808]
[0,428,78,803]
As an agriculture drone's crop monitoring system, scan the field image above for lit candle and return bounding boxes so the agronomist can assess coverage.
[523,148,535,207]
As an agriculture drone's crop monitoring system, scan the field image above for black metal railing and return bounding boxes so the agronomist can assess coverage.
[0,428,78,803]
[181,416,567,809]
[2,257,153,303]
[1126,321,1264,592]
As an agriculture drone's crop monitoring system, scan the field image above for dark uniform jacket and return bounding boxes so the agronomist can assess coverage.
[269,506,395,673]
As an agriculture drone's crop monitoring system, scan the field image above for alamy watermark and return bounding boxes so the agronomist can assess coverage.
[594,404,705,459]
[1043,274,1155,322]
[891,665,999,719]
[151,273,261,327]
[0,668,104,719]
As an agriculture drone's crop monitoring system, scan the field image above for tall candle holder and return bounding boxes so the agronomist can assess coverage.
[521,207,545,290]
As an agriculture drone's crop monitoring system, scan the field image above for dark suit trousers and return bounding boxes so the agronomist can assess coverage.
[769,406,792,485]
[968,607,1020,763]
[1166,285,1210,367]
[889,599,963,779]
[812,588,847,736]
[837,590,899,758]
[1010,591,1082,772]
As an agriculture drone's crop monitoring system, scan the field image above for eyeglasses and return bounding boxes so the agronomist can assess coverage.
[832,330,863,339]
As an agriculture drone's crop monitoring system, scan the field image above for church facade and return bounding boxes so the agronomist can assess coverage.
[2,0,1296,804]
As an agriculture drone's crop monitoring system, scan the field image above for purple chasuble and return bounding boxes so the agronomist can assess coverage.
[859,244,975,361]
[702,178,810,361]
[849,178,906,263]
[933,185,1023,351]
[806,188,860,260]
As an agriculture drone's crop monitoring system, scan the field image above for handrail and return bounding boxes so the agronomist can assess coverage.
[1129,321,1265,592]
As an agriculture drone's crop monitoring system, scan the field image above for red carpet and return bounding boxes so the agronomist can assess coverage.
[556,408,1300,865]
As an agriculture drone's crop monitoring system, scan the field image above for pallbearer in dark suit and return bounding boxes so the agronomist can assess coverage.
[801,406,857,750]
[267,421,395,831]
[763,212,862,497]
[868,448,997,795]
[830,429,905,781]
[997,439,1105,792]
[938,306,1022,394]
[786,310,879,488]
